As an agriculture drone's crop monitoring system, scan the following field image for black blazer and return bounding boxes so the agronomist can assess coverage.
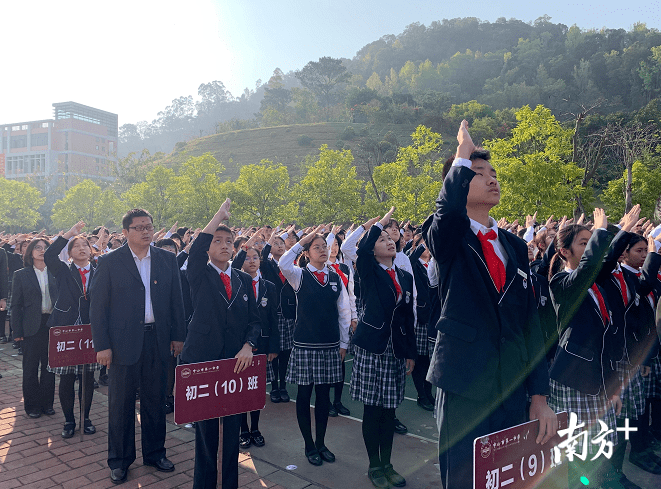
[549,228,619,396]
[10,266,58,338]
[352,223,416,359]
[44,236,95,327]
[0,248,8,300]
[261,243,297,320]
[176,251,194,324]
[530,269,556,364]
[89,243,187,366]
[421,164,549,408]
[180,233,261,364]
[407,244,431,326]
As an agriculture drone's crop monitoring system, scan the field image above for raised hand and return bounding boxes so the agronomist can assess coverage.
[525,212,537,228]
[593,208,607,231]
[363,216,381,230]
[379,206,396,227]
[620,204,641,233]
[576,213,585,226]
[456,120,475,160]
[299,224,325,246]
[544,215,555,229]
[64,221,86,239]
[168,221,179,234]
[331,224,343,235]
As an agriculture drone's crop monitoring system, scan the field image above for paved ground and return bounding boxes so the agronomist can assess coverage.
[1,343,659,488]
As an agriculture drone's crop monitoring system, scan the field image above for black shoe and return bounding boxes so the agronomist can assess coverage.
[305,448,322,466]
[417,396,434,411]
[368,466,390,488]
[12,341,19,349]
[608,470,642,489]
[99,374,109,387]
[27,411,41,419]
[110,468,128,484]
[328,404,338,417]
[279,389,290,402]
[383,463,406,487]
[0,373,2,379]
[270,389,281,403]
[629,450,661,474]
[83,419,96,435]
[144,457,175,472]
[318,446,335,463]
[0,336,7,344]
[239,431,252,449]
[394,418,408,435]
[251,430,265,447]
[93,380,99,389]
[164,401,174,414]
[17,348,22,355]
[62,422,76,439]
[42,407,55,416]
[334,402,350,416]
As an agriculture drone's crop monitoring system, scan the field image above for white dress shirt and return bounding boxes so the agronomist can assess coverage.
[33,266,53,314]
[129,246,155,323]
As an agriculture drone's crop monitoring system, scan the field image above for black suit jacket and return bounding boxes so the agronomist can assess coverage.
[0,248,8,300]
[261,243,296,320]
[89,243,187,365]
[10,266,58,338]
[407,244,431,326]
[352,223,416,359]
[44,236,95,327]
[422,165,549,407]
[180,233,261,364]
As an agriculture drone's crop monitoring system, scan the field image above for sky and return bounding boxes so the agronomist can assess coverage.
[1,0,660,127]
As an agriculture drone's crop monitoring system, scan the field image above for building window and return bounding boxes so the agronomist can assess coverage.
[31,133,48,146]
[41,122,49,128]
[11,135,27,148]
[95,145,99,150]
[21,125,28,130]
[12,126,20,131]
[109,141,114,153]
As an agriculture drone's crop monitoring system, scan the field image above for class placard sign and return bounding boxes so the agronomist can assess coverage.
[474,412,569,489]
[48,324,97,368]
[174,355,266,424]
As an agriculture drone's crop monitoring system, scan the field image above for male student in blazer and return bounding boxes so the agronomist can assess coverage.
[422,121,557,489]
[90,209,187,485]
[180,198,261,489]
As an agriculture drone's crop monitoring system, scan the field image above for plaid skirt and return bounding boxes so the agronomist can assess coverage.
[266,359,275,384]
[350,339,407,409]
[285,347,342,385]
[48,363,102,375]
[644,356,661,400]
[415,321,429,356]
[616,361,645,420]
[548,379,618,455]
[278,313,295,351]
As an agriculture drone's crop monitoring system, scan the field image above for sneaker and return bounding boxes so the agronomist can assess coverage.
[394,418,408,435]
[279,389,290,403]
[334,402,351,416]
[367,466,389,488]
[383,463,406,487]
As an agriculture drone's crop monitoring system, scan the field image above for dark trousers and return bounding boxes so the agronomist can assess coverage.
[107,329,167,470]
[437,390,525,489]
[59,371,95,423]
[193,414,241,489]
[411,354,433,401]
[22,314,55,414]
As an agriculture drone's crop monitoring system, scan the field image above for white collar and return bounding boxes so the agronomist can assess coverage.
[307,263,328,274]
[621,263,639,274]
[469,216,499,238]
[209,261,232,277]
[379,263,396,272]
[128,245,150,260]
[75,263,91,272]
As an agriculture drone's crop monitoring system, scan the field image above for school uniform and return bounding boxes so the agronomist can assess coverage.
[421,162,549,489]
[180,233,261,489]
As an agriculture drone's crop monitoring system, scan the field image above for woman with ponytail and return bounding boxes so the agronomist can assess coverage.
[547,208,623,488]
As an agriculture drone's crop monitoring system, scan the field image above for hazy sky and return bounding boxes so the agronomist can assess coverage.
[1,0,660,127]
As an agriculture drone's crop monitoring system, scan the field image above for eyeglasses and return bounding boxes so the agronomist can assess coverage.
[33,245,47,251]
[310,245,327,252]
[128,225,154,232]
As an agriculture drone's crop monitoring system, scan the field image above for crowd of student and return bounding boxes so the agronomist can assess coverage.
[1,122,661,489]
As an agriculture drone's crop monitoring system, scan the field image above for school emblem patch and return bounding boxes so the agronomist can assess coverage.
[243,294,249,302]
[261,297,268,307]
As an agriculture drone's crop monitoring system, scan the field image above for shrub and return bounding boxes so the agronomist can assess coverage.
[297,135,313,146]
[340,126,356,140]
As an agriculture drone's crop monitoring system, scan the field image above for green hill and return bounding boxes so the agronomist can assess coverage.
[157,122,446,181]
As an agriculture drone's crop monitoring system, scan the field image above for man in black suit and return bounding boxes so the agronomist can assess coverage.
[0,247,8,346]
[180,198,261,489]
[90,209,187,485]
[422,121,557,489]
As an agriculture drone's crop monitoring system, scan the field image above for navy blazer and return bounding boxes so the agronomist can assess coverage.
[260,243,296,320]
[422,164,549,407]
[10,266,58,338]
[0,248,8,300]
[89,243,187,366]
[407,244,432,326]
[44,236,95,327]
[549,228,619,396]
[180,233,261,364]
[352,223,416,359]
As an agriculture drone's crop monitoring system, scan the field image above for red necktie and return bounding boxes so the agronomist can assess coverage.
[330,263,349,288]
[312,270,326,284]
[79,268,89,296]
[220,272,232,299]
[387,269,402,301]
[278,271,286,284]
[612,270,629,307]
[252,279,258,301]
[590,284,609,326]
[423,262,428,268]
[477,230,506,292]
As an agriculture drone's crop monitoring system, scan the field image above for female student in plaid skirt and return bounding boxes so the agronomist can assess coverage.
[350,207,416,488]
[44,221,101,439]
[278,226,351,467]
[547,209,623,488]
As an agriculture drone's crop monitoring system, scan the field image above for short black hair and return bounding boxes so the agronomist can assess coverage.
[442,148,491,180]
[155,238,179,252]
[215,225,234,237]
[122,209,153,230]
[177,227,189,236]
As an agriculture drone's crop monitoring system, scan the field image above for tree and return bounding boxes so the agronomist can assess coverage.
[295,57,350,119]
[51,180,124,230]
[370,125,444,223]
[295,146,363,224]
[121,166,177,229]
[600,158,661,220]
[0,179,45,232]
[172,154,228,228]
[486,105,589,220]
[226,160,297,226]
[196,81,231,116]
